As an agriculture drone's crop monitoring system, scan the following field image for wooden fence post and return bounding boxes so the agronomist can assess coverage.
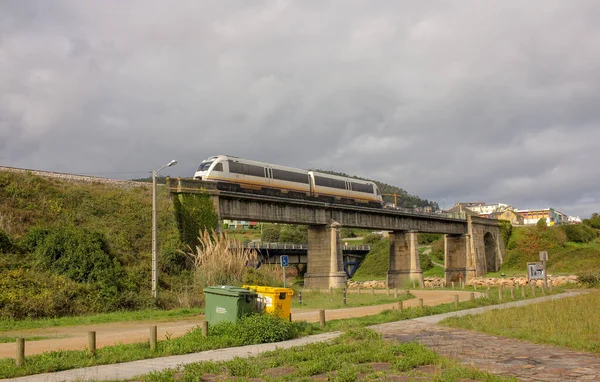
[88,331,96,356]
[319,310,326,328]
[16,338,25,367]
[201,321,208,337]
[150,326,157,350]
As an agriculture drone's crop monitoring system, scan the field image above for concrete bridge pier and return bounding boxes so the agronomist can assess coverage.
[386,231,424,288]
[304,221,347,289]
[444,234,469,284]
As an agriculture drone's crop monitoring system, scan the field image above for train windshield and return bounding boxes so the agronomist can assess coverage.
[197,161,213,172]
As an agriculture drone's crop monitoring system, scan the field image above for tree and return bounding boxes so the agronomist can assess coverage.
[279,225,308,244]
[536,218,547,230]
[261,224,281,242]
[583,213,600,229]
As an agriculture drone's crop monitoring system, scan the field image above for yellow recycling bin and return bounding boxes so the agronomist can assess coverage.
[242,285,294,321]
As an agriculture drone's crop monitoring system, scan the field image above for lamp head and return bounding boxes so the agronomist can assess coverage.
[168,160,178,167]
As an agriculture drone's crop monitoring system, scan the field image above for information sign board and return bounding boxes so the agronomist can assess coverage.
[280,255,289,267]
[527,262,544,280]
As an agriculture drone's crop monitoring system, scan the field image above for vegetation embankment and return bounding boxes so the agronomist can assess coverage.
[141,328,513,382]
[0,170,183,318]
[442,291,600,355]
[0,285,567,378]
[351,233,444,282]
[0,170,282,319]
[500,217,600,277]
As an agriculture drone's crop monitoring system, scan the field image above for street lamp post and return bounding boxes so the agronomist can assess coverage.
[152,160,177,300]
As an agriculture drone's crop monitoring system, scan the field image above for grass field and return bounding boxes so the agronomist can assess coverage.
[139,328,515,382]
[291,289,412,309]
[441,290,600,354]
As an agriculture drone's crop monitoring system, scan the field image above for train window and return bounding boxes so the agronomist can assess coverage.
[212,163,223,172]
[314,176,346,189]
[272,169,309,183]
[228,161,264,177]
[228,161,243,174]
[351,182,374,194]
[245,164,265,177]
[197,161,213,172]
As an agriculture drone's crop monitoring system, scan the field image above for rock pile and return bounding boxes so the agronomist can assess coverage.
[347,275,580,289]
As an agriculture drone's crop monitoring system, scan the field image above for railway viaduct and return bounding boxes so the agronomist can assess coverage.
[167,178,505,289]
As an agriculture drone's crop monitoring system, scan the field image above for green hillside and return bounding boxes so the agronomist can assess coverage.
[0,170,183,319]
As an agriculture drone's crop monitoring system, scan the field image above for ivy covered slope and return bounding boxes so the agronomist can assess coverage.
[0,170,193,319]
[311,169,439,209]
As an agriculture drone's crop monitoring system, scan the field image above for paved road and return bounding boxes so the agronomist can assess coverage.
[0,289,474,358]
[4,291,598,382]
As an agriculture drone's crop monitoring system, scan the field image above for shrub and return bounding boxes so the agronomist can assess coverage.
[562,224,597,243]
[577,273,600,287]
[341,228,357,238]
[583,213,600,229]
[498,220,513,248]
[363,233,383,244]
[420,253,433,270]
[209,313,303,344]
[261,224,280,242]
[417,233,441,245]
[160,237,187,274]
[279,225,308,244]
[243,267,280,287]
[536,218,548,230]
[0,231,12,254]
[22,226,52,252]
[33,225,119,284]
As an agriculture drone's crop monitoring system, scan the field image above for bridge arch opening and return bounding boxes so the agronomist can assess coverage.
[484,232,497,272]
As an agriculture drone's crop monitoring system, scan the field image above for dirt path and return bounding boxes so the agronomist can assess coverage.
[0,289,476,359]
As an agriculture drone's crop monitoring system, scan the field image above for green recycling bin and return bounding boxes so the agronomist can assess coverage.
[203,286,258,325]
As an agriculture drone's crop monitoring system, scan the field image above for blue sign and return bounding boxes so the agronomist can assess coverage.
[280,255,289,267]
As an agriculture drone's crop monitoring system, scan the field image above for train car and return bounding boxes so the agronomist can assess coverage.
[310,171,382,207]
[194,155,384,207]
[194,155,311,199]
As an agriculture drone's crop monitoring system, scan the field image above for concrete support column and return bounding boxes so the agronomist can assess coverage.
[304,221,347,289]
[464,234,477,281]
[386,231,423,288]
[445,234,468,284]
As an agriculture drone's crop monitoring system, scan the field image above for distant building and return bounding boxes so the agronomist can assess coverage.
[223,220,259,229]
[568,216,582,224]
[489,210,524,226]
[464,203,513,215]
[447,203,480,217]
[516,208,568,226]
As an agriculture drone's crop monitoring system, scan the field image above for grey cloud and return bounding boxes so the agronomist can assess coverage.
[1,0,599,217]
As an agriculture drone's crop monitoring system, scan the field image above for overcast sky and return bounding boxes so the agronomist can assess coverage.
[1,1,599,217]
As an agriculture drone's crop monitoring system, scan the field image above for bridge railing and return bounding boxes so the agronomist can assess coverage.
[383,205,467,220]
[236,242,370,251]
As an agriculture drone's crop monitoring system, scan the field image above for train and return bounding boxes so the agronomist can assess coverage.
[194,155,384,208]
